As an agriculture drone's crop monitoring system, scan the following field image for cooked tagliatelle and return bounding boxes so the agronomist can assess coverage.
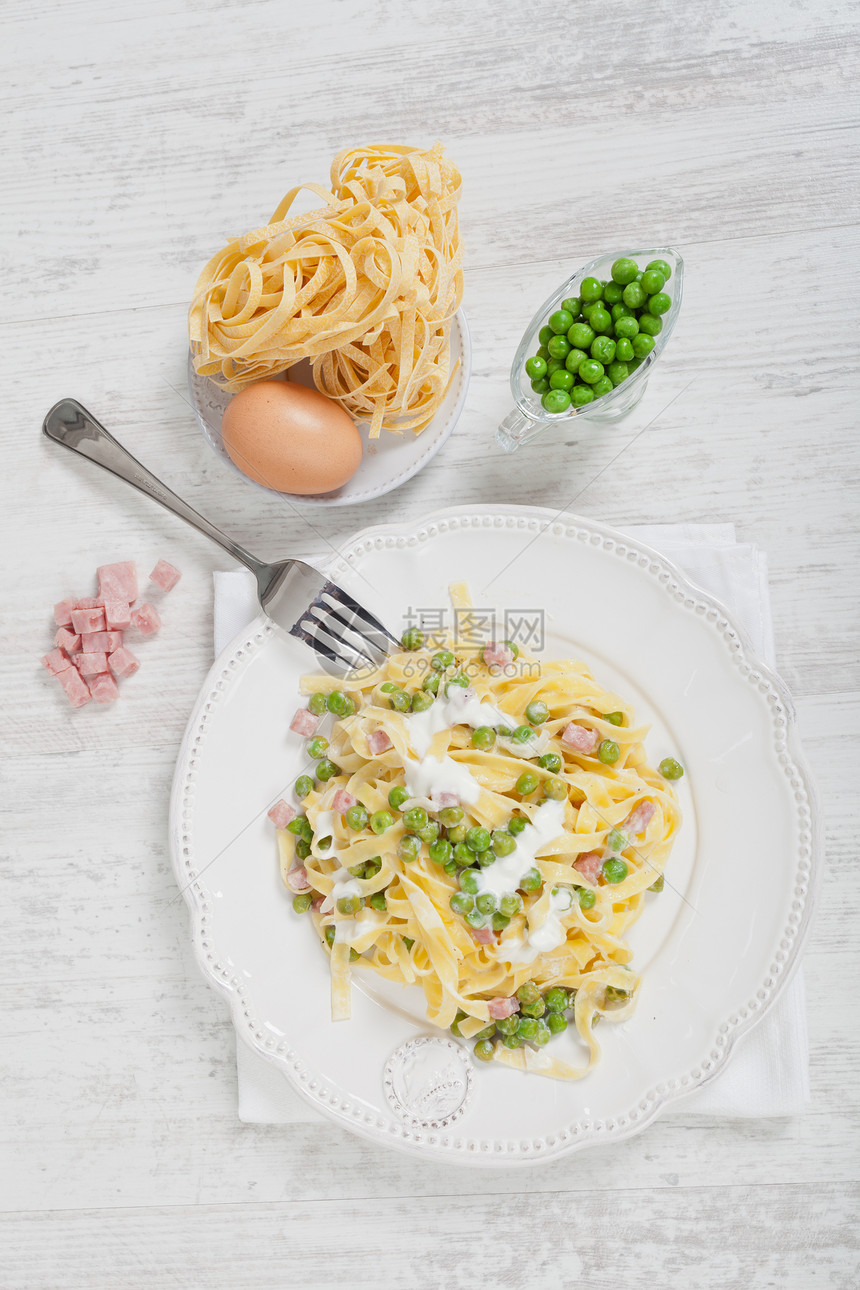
[272,585,682,1081]
[189,142,463,437]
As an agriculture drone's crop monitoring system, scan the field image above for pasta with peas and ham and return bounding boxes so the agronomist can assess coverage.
[272,584,682,1081]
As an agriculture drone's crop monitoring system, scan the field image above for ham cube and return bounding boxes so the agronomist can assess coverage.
[268,799,296,829]
[561,722,599,753]
[81,631,113,652]
[149,559,181,592]
[482,641,514,670]
[367,729,392,755]
[573,851,603,884]
[332,789,356,814]
[103,600,131,630]
[57,666,91,707]
[71,607,106,634]
[88,672,119,703]
[53,598,76,627]
[130,603,161,636]
[76,597,103,610]
[77,652,109,676]
[625,801,655,835]
[41,648,71,675]
[289,707,319,736]
[97,561,138,604]
[487,996,520,1020]
[470,926,496,945]
[54,629,81,654]
[108,646,140,679]
[432,792,459,809]
[311,895,325,913]
[285,865,311,893]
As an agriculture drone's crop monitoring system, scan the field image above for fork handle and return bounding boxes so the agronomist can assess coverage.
[43,399,267,578]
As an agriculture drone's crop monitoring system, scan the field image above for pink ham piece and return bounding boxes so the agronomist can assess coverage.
[289,707,319,736]
[367,729,392,755]
[131,603,161,636]
[97,561,138,604]
[76,597,103,610]
[88,672,119,704]
[41,648,71,675]
[103,600,131,630]
[56,666,91,708]
[432,792,459,809]
[71,607,106,634]
[625,801,655,835]
[108,646,140,679]
[150,559,181,592]
[267,799,296,829]
[53,598,76,628]
[81,631,115,653]
[561,722,600,753]
[311,895,325,913]
[77,652,109,677]
[482,641,514,670]
[573,851,603,884]
[332,789,357,814]
[54,628,81,654]
[488,995,520,1020]
[470,926,496,945]
[285,865,311,893]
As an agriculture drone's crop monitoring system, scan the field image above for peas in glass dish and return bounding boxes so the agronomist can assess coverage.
[543,389,571,414]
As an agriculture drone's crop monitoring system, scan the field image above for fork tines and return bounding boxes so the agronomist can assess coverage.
[289,582,398,675]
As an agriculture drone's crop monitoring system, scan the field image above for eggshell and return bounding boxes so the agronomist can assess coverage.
[221,380,363,495]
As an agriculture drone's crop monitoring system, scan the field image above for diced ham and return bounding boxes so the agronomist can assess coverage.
[71,607,106,634]
[54,629,81,654]
[487,995,520,1020]
[108,646,140,679]
[53,598,76,627]
[561,722,600,753]
[149,559,181,592]
[367,728,392,755]
[311,895,325,913]
[81,631,114,652]
[285,865,311,893]
[88,672,119,704]
[130,603,161,636]
[56,666,91,707]
[482,641,514,670]
[573,851,603,884]
[76,597,103,610]
[41,648,71,675]
[97,561,138,604]
[267,799,296,829]
[77,651,109,676]
[625,801,655,835]
[432,792,459,809]
[289,707,319,736]
[103,600,131,630]
[332,789,357,814]
[470,926,496,945]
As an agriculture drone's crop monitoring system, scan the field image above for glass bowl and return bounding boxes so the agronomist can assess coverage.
[496,247,684,452]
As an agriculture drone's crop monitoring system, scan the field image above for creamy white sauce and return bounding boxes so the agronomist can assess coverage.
[404,753,481,805]
[406,686,510,758]
[320,866,361,914]
[504,885,574,965]
[474,797,566,901]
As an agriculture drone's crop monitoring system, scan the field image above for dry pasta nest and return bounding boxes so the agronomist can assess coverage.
[188,142,464,438]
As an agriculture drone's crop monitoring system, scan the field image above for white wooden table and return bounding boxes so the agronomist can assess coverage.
[3,2,859,1285]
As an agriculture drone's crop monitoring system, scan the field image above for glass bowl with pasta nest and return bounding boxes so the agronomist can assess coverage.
[170,504,819,1165]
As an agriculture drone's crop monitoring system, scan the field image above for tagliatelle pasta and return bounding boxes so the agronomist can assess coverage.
[189,142,463,437]
[275,586,682,1081]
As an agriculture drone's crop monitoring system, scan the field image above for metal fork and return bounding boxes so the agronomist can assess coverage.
[42,399,398,673]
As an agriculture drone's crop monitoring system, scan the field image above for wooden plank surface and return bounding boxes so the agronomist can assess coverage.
[1,0,858,1285]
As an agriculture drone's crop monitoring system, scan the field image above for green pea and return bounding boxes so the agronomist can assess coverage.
[631,332,655,359]
[326,689,354,717]
[453,842,474,867]
[306,736,328,759]
[543,777,567,800]
[640,269,665,295]
[401,628,425,650]
[542,389,572,414]
[547,1012,568,1035]
[439,805,464,828]
[370,810,394,834]
[602,857,629,884]
[567,322,595,350]
[606,828,627,851]
[429,839,453,867]
[580,276,603,302]
[511,724,534,744]
[520,998,546,1018]
[532,377,550,395]
[578,359,604,385]
[544,987,570,1012]
[287,815,311,839]
[598,739,620,765]
[295,838,311,860]
[501,1032,522,1050]
[613,315,639,340]
[659,757,684,780]
[445,674,470,694]
[402,806,426,832]
[422,672,440,694]
[337,895,362,915]
[536,345,550,359]
[346,803,369,830]
[549,369,574,392]
[591,376,614,399]
[491,829,517,857]
[538,325,554,346]
[317,836,332,851]
[516,980,541,1005]
[523,700,547,726]
[495,897,521,925]
[450,1010,466,1038]
[520,867,542,892]
[492,1015,517,1037]
[491,912,511,931]
[590,306,612,334]
[622,281,646,309]
[295,774,314,799]
[476,892,497,915]
[638,313,663,336]
[517,1016,540,1042]
[292,893,313,913]
[605,986,629,1004]
[548,308,574,334]
[610,257,639,285]
[475,848,496,868]
[431,650,454,671]
[564,347,588,373]
[611,302,633,322]
[443,859,458,876]
[324,925,336,947]
[450,891,473,915]
[415,821,440,844]
[470,726,495,751]
[316,759,340,781]
[397,835,420,864]
[603,280,624,304]
[464,908,488,929]
[561,296,581,315]
[649,874,665,893]
[402,936,415,950]
[464,826,490,854]
[388,785,409,810]
[646,258,671,281]
[508,816,529,836]
[647,291,672,316]
[379,681,398,693]
[538,752,562,773]
[411,690,434,713]
[578,887,596,909]
[446,824,467,844]
[350,863,368,880]
[458,868,480,895]
[614,337,634,363]
[474,1024,497,1042]
[546,334,571,360]
[607,361,629,386]
[308,692,328,716]
[364,857,382,877]
[473,1038,495,1062]
[545,357,564,377]
[525,355,547,380]
[591,336,616,365]
[516,771,539,795]
[388,689,411,712]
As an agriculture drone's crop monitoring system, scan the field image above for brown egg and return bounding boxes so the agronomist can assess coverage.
[220,379,363,495]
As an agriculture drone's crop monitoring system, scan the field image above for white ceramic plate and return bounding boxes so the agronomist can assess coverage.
[186,310,471,507]
[169,506,819,1166]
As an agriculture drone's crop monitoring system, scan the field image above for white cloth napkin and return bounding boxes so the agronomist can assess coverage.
[214,523,810,1123]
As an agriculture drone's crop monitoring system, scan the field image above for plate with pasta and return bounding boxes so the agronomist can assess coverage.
[170,505,818,1164]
